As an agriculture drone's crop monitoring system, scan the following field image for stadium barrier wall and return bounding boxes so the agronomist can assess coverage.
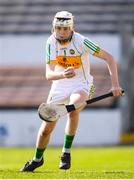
[0,109,121,146]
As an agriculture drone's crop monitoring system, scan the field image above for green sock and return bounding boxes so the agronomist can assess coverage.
[33,148,46,161]
[62,134,75,153]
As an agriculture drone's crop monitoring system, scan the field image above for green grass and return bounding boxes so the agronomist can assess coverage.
[0,146,134,179]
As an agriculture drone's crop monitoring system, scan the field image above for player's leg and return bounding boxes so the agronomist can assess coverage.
[33,121,57,160]
[20,86,69,172]
[59,90,89,170]
[20,120,57,172]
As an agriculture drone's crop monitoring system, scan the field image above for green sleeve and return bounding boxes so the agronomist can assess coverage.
[83,38,100,55]
[45,43,51,64]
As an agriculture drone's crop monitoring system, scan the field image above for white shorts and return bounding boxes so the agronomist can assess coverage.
[47,76,94,105]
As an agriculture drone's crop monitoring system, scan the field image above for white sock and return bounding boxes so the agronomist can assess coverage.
[33,157,42,162]
[62,147,70,154]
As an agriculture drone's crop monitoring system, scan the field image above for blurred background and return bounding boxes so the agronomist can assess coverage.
[0,0,134,147]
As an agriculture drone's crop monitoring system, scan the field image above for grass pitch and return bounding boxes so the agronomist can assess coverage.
[0,146,134,179]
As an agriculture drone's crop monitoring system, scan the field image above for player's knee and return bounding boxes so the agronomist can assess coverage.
[39,125,54,137]
[40,128,51,137]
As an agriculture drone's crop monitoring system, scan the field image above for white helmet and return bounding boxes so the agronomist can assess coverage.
[53,11,74,29]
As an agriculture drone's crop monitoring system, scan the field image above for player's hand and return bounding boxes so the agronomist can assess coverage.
[63,67,76,78]
[111,87,124,97]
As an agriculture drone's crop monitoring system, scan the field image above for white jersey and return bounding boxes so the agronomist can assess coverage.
[45,32,100,86]
[45,32,100,103]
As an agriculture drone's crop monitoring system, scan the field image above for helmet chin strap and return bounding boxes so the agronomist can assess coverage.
[55,32,73,43]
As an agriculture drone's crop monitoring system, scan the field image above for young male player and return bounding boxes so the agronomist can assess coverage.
[20,11,122,172]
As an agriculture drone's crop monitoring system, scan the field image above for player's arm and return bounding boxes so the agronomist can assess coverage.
[45,43,64,80]
[83,38,122,96]
[46,64,75,80]
[46,64,63,80]
[96,49,122,96]
[45,39,75,80]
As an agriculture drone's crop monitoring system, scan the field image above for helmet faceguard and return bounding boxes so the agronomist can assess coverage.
[53,11,74,29]
[52,11,74,43]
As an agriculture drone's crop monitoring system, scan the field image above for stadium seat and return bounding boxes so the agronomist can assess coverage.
[0,0,133,34]
[0,65,117,108]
